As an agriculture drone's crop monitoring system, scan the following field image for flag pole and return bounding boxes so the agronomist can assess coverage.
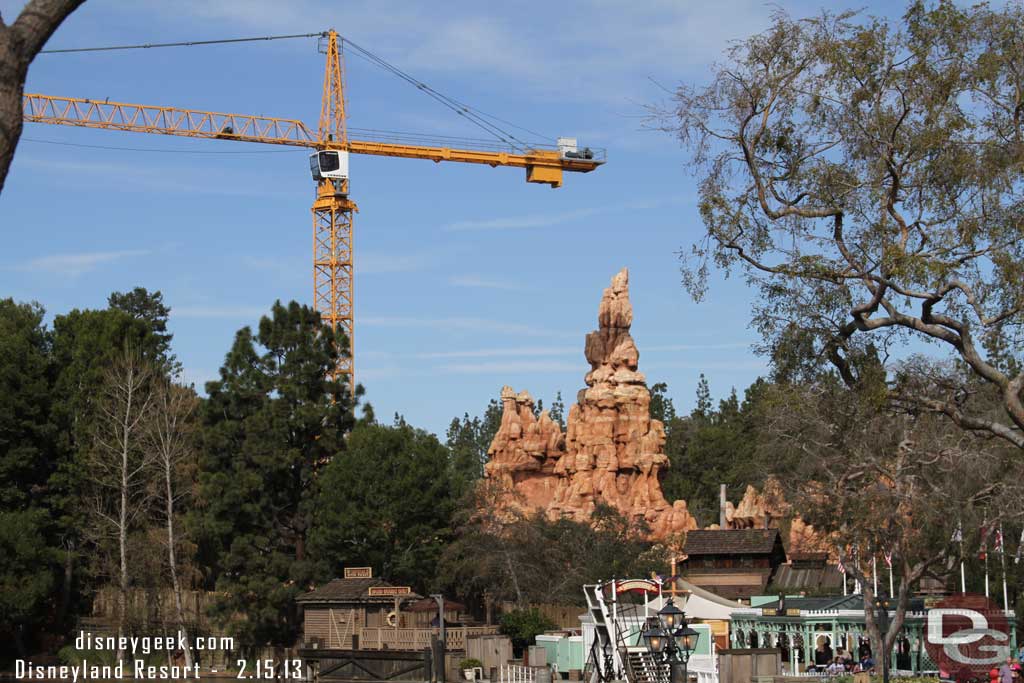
[873,556,878,595]
[889,563,894,597]
[1000,525,1009,612]
[956,520,966,593]
[985,552,990,599]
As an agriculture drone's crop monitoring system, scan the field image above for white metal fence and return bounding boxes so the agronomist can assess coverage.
[499,665,537,683]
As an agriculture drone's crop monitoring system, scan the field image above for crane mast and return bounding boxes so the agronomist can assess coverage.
[313,30,355,382]
[22,29,605,388]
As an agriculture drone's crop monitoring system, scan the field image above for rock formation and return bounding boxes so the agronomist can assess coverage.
[484,268,699,538]
[718,481,831,554]
[483,267,833,551]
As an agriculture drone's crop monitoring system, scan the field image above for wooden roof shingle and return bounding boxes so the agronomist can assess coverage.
[682,529,785,557]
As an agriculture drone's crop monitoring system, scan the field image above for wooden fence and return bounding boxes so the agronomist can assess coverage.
[466,635,514,673]
[356,626,499,652]
[512,604,582,630]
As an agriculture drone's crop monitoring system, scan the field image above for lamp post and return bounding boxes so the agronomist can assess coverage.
[642,598,699,683]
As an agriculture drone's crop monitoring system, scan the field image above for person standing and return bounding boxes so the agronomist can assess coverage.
[1000,657,1015,683]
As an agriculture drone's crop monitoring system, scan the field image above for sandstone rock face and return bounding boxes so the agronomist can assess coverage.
[484,269,698,539]
[722,480,830,554]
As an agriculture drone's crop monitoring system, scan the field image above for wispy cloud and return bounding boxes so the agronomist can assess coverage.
[361,316,570,338]
[442,196,688,232]
[358,249,444,275]
[416,345,576,360]
[412,341,751,361]
[15,157,295,198]
[449,275,529,291]
[644,342,752,352]
[644,359,768,372]
[440,360,580,375]
[17,249,151,277]
[443,206,600,232]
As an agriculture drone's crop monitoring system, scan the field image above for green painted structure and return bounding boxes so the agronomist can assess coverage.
[730,594,1017,675]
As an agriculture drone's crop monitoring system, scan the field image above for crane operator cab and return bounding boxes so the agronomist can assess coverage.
[310,150,350,188]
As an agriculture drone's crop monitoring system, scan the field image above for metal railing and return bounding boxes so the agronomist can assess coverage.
[499,665,537,683]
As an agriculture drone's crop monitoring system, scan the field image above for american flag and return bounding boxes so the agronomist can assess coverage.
[884,551,893,568]
[996,526,1005,554]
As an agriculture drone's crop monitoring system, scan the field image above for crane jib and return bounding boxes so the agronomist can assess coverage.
[22,94,604,177]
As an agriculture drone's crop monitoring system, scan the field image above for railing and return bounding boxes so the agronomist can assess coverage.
[499,665,536,683]
[622,649,718,683]
[356,626,499,651]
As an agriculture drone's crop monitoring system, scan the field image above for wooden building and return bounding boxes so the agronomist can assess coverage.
[297,567,498,651]
[680,529,787,601]
[297,567,423,649]
[767,552,843,595]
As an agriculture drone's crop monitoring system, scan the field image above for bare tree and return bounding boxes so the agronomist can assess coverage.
[145,378,198,668]
[760,379,1023,667]
[85,348,153,663]
[662,3,1024,448]
[0,0,85,192]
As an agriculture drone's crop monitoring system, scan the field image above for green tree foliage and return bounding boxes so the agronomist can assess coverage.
[549,392,566,430]
[694,374,711,418]
[0,299,53,510]
[445,397,502,500]
[499,608,557,657]
[437,485,667,609]
[0,509,56,657]
[0,299,57,658]
[195,300,356,647]
[759,377,1024,667]
[666,1,1024,449]
[649,383,676,425]
[311,422,453,589]
[46,301,175,626]
[107,287,176,372]
[658,377,771,525]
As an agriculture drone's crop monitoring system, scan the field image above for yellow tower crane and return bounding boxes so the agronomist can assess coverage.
[23,29,604,386]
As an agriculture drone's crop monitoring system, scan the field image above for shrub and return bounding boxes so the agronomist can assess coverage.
[499,608,557,657]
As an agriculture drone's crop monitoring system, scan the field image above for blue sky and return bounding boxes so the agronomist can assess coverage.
[1,0,906,437]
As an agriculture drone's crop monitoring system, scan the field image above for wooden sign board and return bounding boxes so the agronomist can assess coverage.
[368,586,412,597]
[344,567,373,579]
[616,579,660,595]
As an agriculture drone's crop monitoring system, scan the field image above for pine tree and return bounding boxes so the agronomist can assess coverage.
[108,287,177,372]
[312,422,453,589]
[649,382,676,425]
[694,374,712,419]
[0,299,57,657]
[196,301,357,646]
[550,392,566,429]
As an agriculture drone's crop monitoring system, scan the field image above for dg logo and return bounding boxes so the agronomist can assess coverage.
[925,594,1011,681]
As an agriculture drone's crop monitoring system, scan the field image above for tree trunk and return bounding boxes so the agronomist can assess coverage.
[13,623,27,659]
[0,0,87,193]
[57,539,73,626]
[166,461,193,668]
[118,437,128,664]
